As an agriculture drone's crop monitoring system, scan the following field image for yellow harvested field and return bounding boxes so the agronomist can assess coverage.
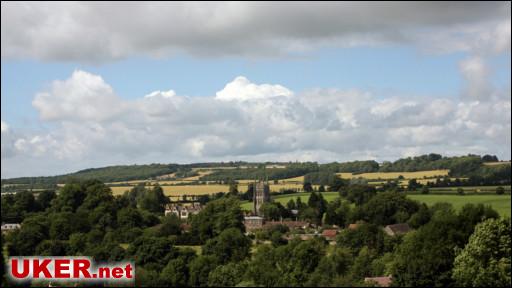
[337,173,354,179]
[110,185,230,196]
[109,183,314,196]
[181,170,213,181]
[279,176,304,183]
[191,167,238,171]
[237,179,256,184]
[156,172,176,180]
[107,180,153,185]
[265,165,287,169]
[336,169,449,180]
[484,161,511,166]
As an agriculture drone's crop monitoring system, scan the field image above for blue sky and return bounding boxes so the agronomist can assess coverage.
[5,47,510,128]
[1,2,511,178]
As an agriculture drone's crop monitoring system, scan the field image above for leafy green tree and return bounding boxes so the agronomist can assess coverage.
[246,245,281,286]
[407,179,420,190]
[295,197,305,209]
[35,240,69,256]
[228,182,239,196]
[158,214,182,237]
[135,267,166,287]
[392,209,465,287]
[452,218,511,287]
[307,192,327,225]
[160,249,196,287]
[303,182,314,192]
[482,154,499,162]
[79,180,115,211]
[188,255,219,287]
[68,232,87,254]
[328,177,347,192]
[52,182,87,212]
[127,236,177,270]
[14,191,37,213]
[208,262,248,287]
[7,214,49,256]
[49,212,75,240]
[203,228,251,264]
[117,207,144,228]
[457,203,499,240]
[36,190,56,211]
[248,238,327,286]
[325,198,351,227]
[407,203,431,229]
[345,185,376,206]
[336,223,386,255]
[286,199,296,210]
[307,246,353,286]
[139,184,169,213]
[83,239,126,262]
[370,252,394,277]
[360,192,419,225]
[259,202,281,220]
[190,197,244,243]
[318,185,326,192]
[349,246,376,280]
[270,231,287,247]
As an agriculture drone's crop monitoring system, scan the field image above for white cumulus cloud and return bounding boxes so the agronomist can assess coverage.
[2,70,510,178]
[216,76,293,101]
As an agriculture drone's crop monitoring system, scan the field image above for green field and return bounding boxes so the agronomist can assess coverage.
[241,191,511,217]
[428,186,511,194]
[241,192,339,210]
[408,194,511,217]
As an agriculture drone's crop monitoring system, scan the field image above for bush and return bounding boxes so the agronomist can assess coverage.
[495,186,505,195]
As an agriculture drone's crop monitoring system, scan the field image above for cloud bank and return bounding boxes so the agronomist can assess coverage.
[1,2,510,177]
[2,70,510,177]
[2,2,510,61]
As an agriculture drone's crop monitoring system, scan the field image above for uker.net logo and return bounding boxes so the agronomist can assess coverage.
[8,256,134,283]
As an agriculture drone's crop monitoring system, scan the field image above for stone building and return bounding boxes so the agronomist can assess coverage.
[253,180,270,216]
[165,202,203,220]
[244,216,265,231]
[1,223,20,234]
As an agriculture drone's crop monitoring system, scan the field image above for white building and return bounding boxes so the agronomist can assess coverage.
[165,202,203,219]
[1,223,21,233]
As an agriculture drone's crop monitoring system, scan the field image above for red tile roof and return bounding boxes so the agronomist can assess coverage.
[364,276,392,287]
[321,229,338,238]
[264,221,308,229]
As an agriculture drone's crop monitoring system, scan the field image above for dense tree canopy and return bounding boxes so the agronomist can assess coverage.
[452,218,511,287]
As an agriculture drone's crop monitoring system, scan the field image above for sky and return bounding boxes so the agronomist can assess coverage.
[1,1,511,178]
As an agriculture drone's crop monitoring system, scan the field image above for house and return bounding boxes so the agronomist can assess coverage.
[1,223,21,233]
[321,229,338,241]
[383,223,411,236]
[244,216,264,231]
[285,233,317,241]
[263,220,309,230]
[165,202,203,220]
[364,276,392,287]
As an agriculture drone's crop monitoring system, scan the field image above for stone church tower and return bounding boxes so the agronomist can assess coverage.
[253,180,270,216]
